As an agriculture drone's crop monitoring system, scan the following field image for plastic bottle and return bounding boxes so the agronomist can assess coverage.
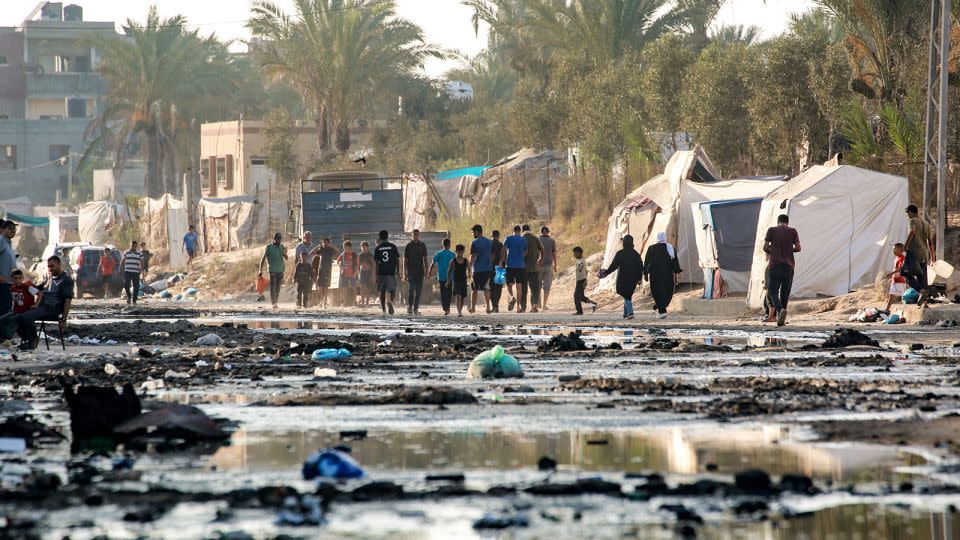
[311,348,352,361]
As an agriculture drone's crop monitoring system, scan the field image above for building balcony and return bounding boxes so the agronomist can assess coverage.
[26,72,104,97]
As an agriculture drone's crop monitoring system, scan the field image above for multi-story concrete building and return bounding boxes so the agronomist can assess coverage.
[0,2,120,205]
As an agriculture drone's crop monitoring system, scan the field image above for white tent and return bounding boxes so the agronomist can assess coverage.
[601,146,781,289]
[464,148,564,219]
[746,165,909,307]
[402,173,453,232]
[141,194,189,270]
[48,213,79,246]
[78,201,125,246]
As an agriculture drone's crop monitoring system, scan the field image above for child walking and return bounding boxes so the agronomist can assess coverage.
[337,241,360,307]
[358,241,375,307]
[294,257,314,308]
[448,245,470,317]
[885,242,907,312]
[572,246,598,315]
[428,238,456,315]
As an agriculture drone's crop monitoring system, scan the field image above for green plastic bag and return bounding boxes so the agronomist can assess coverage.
[468,345,523,379]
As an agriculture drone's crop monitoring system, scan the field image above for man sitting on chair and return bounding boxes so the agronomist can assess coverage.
[13,256,72,351]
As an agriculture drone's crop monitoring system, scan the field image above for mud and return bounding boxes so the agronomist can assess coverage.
[5,303,960,538]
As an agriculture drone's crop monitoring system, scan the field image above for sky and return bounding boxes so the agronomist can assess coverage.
[2,0,816,77]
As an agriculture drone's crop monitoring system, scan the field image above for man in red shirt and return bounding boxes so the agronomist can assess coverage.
[98,248,115,299]
[10,270,37,314]
[763,214,801,327]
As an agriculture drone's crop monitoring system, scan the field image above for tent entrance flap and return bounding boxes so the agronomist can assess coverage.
[704,198,764,272]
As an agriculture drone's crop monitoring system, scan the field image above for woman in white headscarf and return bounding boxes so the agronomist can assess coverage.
[643,232,682,319]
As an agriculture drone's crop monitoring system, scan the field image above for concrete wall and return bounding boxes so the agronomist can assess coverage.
[0,29,26,120]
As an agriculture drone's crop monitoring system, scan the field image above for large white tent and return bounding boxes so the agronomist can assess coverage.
[746,164,909,307]
[600,147,782,290]
[141,194,189,270]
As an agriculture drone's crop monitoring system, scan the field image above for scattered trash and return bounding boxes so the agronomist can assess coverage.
[196,333,224,347]
[473,513,530,530]
[820,328,879,348]
[186,287,198,296]
[261,356,274,363]
[885,313,905,324]
[311,348,352,361]
[848,307,887,323]
[339,430,367,441]
[377,339,392,347]
[902,288,920,305]
[302,448,365,480]
[114,404,227,440]
[537,456,557,471]
[132,347,153,358]
[66,335,101,345]
[150,331,170,338]
[539,331,587,352]
[103,363,119,376]
[195,360,209,368]
[104,339,118,345]
[164,369,192,379]
[314,368,338,378]
[275,494,325,526]
[63,383,142,444]
[140,379,165,391]
[160,291,173,299]
[468,345,523,379]
[112,455,136,470]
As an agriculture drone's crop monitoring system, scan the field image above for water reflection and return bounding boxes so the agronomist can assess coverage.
[209,426,921,484]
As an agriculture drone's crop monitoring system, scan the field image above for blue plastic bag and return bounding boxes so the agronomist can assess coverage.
[493,266,507,285]
[311,348,352,361]
[185,287,198,296]
[902,288,919,305]
[302,448,364,480]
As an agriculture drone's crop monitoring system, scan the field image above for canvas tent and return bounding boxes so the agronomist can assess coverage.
[746,164,909,307]
[462,149,564,219]
[78,201,125,246]
[197,196,268,253]
[140,194,189,270]
[601,146,783,290]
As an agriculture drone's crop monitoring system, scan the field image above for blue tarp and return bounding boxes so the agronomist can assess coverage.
[434,166,489,181]
[6,212,48,227]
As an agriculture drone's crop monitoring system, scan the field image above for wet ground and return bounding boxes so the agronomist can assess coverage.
[5,301,960,538]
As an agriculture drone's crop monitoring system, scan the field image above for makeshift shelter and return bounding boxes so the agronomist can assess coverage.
[402,173,453,232]
[746,165,909,307]
[48,213,80,246]
[601,146,783,290]
[140,194,188,270]
[78,201,125,246]
[693,197,770,297]
[463,149,564,219]
[0,197,33,221]
[197,196,267,253]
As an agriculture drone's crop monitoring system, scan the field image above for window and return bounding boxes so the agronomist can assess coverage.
[0,56,8,66]
[49,145,70,162]
[74,55,91,72]
[216,157,226,185]
[0,145,15,170]
[224,154,234,189]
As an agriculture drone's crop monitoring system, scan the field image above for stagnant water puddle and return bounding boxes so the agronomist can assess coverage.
[206,425,925,487]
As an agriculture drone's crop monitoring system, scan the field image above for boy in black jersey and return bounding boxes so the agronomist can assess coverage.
[374,230,400,315]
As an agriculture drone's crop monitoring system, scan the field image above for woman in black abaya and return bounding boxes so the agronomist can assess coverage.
[644,232,682,319]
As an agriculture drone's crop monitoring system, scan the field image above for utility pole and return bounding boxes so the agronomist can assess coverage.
[923,0,950,260]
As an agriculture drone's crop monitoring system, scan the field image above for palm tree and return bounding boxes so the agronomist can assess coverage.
[248,0,440,153]
[86,6,237,197]
[814,0,927,102]
[673,0,726,51]
[464,0,679,70]
[446,50,517,108]
[709,24,761,46]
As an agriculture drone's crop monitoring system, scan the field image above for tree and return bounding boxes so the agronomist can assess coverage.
[248,0,441,154]
[709,24,762,46]
[682,43,755,175]
[673,0,726,51]
[808,42,854,157]
[263,107,302,186]
[86,6,238,197]
[640,34,695,152]
[814,0,927,103]
[748,35,831,174]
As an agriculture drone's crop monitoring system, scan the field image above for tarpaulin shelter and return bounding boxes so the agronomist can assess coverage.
[601,146,782,290]
[403,173,453,231]
[197,196,267,253]
[463,149,564,219]
[78,201,125,246]
[140,194,188,270]
[746,164,909,307]
[0,197,33,221]
[693,197,776,297]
